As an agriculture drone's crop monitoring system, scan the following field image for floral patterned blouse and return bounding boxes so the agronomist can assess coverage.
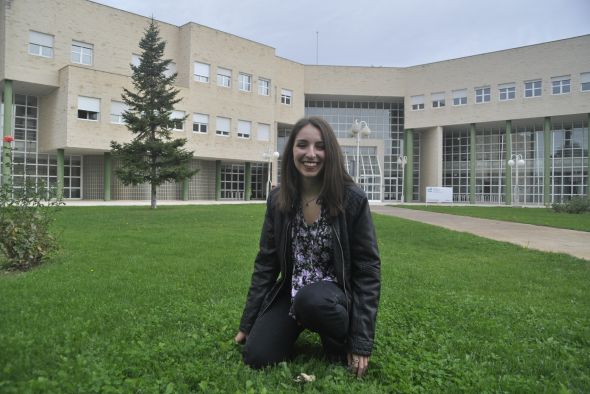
[290,205,337,318]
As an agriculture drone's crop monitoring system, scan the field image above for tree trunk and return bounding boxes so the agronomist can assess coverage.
[151,182,157,209]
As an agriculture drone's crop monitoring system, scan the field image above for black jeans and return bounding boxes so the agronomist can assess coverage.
[243,281,349,369]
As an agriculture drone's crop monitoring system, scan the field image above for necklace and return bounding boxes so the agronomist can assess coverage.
[303,195,319,207]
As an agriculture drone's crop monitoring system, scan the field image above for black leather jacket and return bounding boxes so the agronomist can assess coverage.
[239,184,381,356]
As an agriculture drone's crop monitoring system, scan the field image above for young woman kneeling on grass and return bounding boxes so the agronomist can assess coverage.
[234,116,381,378]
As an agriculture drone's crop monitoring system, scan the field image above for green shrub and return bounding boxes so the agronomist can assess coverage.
[0,182,63,271]
[551,196,590,214]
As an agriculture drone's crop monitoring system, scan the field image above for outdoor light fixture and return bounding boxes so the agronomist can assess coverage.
[397,155,407,203]
[350,119,371,183]
[507,153,525,206]
[262,149,280,199]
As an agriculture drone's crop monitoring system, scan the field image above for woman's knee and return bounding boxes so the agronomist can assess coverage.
[293,281,348,331]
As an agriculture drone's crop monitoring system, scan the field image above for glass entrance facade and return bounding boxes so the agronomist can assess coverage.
[443,121,588,204]
[305,96,405,201]
[2,94,82,198]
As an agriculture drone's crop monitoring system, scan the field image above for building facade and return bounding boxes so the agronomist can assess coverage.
[1,0,589,204]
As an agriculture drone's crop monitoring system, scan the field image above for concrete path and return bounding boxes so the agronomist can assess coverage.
[371,205,590,261]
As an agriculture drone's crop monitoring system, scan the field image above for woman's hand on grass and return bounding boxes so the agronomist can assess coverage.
[234,331,247,344]
[347,353,369,378]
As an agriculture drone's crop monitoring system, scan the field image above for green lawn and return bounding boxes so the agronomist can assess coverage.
[397,205,590,232]
[1,205,589,393]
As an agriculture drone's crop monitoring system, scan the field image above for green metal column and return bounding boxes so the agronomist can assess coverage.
[181,161,189,201]
[103,152,111,201]
[588,113,590,200]
[404,129,414,203]
[469,123,476,204]
[182,179,189,201]
[2,80,13,186]
[215,160,221,201]
[505,120,512,205]
[57,149,65,198]
[543,117,551,206]
[244,162,252,201]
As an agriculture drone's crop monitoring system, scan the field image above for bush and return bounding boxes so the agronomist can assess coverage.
[0,182,63,271]
[551,196,590,214]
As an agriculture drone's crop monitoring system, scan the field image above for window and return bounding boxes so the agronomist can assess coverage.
[217,67,231,87]
[452,89,467,106]
[410,95,424,110]
[110,101,128,124]
[71,41,93,65]
[551,76,570,95]
[193,113,208,133]
[239,73,252,92]
[281,89,293,105]
[237,120,251,138]
[77,96,100,120]
[171,110,185,131]
[475,87,491,103]
[499,83,516,101]
[258,78,270,96]
[131,54,141,68]
[216,117,230,136]
[164,62,177,78]
[581,72,590,92]
[257,123,270,141]
[194,62,210,83]
[524,80,542,97]
[431,92,445,108]
[29,31,53,58]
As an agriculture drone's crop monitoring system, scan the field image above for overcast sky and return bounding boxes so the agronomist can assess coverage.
[93,0,590,67]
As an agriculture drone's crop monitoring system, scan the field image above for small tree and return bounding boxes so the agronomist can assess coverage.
[111,20,197,209]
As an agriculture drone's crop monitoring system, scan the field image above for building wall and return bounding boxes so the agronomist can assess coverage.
[5,0,304,166]
[2,0,588,202]
[404,35,590,129]
[0,0,6,80]
[304,65,406,97]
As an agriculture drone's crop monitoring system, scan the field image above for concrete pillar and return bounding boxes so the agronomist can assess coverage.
[420,126,443,201]
[469,123,476,204]
[57,149,65,198]
[504,120,512,205]
[215,160,221,200]
[543,117,552,206]
[2,80,13,186]
[103,152,111,201]
[404,129,414,202]
[244,162,252,201]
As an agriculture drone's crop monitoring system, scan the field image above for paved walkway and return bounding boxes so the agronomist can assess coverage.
[371,205,590,261]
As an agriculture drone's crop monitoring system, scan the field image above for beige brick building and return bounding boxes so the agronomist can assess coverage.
[1,0,589,204]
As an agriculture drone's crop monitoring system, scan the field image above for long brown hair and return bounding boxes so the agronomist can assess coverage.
[278,116,353,217]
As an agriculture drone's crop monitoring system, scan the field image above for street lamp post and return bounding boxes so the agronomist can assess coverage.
[350,119,371,183]
[262,149,280,199]
[397,155,407,203]
[508,153,525,206]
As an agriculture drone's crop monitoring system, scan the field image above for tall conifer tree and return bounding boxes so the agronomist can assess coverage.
[111,20,197,209]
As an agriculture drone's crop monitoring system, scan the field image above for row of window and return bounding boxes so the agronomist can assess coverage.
[28,30,295,106]
[29,30,94,65]
[193,61,293,104]
[410,73,590,110]
[76,96,272,141]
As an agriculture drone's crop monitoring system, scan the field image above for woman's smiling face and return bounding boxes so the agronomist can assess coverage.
[292,124,325,179]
